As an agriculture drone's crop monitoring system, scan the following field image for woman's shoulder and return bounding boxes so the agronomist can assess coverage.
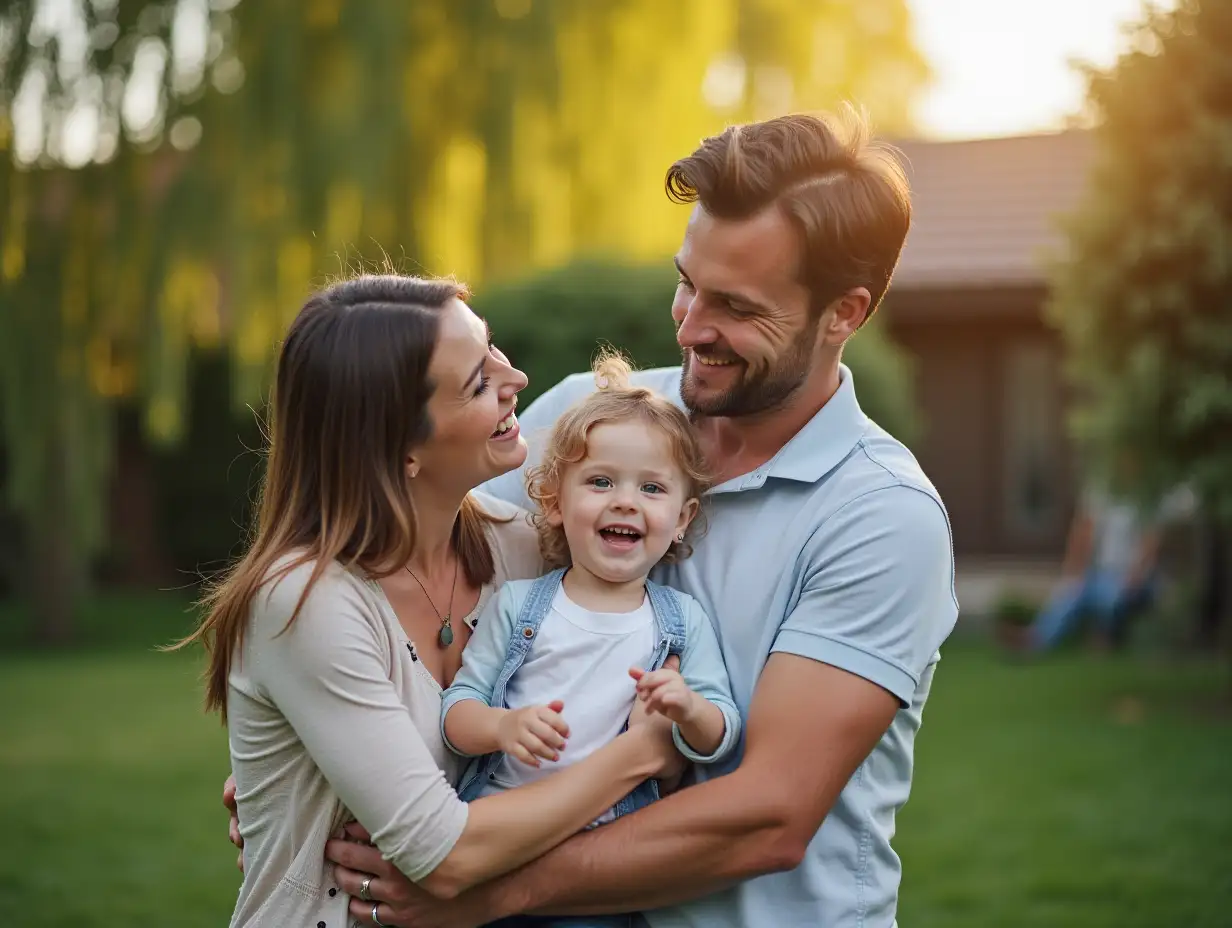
[471,490,548,583]
[253,552,379,628]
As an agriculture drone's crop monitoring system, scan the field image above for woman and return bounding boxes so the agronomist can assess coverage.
[182,275,680,928]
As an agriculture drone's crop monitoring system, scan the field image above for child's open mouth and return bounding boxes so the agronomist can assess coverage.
[598,525,643,550]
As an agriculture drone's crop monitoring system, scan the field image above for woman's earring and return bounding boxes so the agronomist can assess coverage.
[676,533,684,542]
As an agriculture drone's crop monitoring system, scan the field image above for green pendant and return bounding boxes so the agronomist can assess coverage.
[438,620,454,648]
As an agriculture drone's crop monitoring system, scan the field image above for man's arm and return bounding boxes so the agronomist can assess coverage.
[330,485,957,926]
[493,653,901,917]
[331,655,900,926]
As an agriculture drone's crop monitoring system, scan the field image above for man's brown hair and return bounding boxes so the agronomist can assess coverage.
[665,106,910,321]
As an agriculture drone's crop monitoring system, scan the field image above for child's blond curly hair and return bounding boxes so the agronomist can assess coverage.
[526,351,710,568]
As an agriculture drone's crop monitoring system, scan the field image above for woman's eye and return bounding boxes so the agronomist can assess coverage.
[473,376,491,397]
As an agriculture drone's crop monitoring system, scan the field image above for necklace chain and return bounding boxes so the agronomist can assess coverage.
[405,555,460,649]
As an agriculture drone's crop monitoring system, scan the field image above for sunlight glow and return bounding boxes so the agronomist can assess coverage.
[909,0,1174,139]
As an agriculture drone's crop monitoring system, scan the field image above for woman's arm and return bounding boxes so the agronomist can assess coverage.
[427,720,671,898]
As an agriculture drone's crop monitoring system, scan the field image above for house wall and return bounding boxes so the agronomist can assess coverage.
[884,285,1077,560]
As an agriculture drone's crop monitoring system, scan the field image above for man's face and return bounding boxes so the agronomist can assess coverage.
[672,205,820,418]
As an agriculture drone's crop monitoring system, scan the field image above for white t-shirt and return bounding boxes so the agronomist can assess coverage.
[478,586,656,821]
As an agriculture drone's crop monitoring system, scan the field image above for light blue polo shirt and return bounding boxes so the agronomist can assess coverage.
[480,364,959,928]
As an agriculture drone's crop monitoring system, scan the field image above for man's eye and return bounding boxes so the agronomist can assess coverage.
[677,276,695,291]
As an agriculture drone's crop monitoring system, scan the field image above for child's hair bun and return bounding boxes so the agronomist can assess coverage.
[592,347,634,392]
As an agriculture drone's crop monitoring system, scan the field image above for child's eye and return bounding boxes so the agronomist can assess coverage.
[641,483,665,494]
[588,476,613,489]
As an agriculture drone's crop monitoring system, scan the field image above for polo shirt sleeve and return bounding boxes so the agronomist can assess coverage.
[770,484,958,707]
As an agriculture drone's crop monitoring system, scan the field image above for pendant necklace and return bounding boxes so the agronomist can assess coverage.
[405,555,459,648]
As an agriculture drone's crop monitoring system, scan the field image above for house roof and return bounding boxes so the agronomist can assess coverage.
[889,129,1095,289]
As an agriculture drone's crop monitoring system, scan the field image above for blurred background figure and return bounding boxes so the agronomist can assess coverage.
[1024,454,1195,653]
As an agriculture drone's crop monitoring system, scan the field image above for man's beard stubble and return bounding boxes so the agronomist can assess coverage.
[678,319,819,419]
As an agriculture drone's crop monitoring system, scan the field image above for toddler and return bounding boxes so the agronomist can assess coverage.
[441,354,740,928]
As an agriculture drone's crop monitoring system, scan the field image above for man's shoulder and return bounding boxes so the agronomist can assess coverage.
[839,423,947,516]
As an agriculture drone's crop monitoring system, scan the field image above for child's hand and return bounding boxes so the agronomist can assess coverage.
[496,700,570,768]
[629,666,704,726]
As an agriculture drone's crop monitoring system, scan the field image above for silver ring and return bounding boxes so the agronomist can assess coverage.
[372,902,388,927]
[358,875,373,901]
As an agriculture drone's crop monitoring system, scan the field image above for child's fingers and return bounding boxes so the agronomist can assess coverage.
[520,732,559,762]
[537,707,571,739]
[635,668,682,692]
[529,718,567,752]
[511,744,542,768]
[647,686,686,714]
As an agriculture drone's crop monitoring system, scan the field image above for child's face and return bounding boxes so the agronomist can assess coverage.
[548,420,699,586]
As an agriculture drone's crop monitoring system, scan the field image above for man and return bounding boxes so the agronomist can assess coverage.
[318,109,957,926]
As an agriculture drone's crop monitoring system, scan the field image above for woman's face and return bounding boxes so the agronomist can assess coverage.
[411,298,528,491]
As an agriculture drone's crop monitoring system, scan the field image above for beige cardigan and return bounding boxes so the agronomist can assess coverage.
[225,493,544,928]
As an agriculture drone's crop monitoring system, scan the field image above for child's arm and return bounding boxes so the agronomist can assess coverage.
[629,594,742,763]
[629,666,726,756]
[441,582,570,764]
[445,698,570,766]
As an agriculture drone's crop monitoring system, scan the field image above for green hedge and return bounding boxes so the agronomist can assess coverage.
[473,258,920,444]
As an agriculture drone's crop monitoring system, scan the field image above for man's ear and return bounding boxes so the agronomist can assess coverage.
[822,287,872,345]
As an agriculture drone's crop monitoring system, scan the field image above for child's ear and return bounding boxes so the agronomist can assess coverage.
[675,497,700,538]
[544,496,565,527]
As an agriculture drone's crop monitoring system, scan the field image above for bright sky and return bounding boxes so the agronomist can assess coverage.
[909,0,1171,139]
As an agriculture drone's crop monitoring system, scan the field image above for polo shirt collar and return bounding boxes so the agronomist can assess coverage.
[672,364,867,495]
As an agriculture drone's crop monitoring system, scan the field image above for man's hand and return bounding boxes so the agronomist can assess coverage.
[496,700,570,767]
[327,824,491,928]
[223,773,244,872]
[629,666,704,726]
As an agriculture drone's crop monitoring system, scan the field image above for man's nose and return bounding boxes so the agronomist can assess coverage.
[674,297,717,348]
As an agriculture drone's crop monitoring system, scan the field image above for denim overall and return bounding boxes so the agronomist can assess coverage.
[464,568,687,928]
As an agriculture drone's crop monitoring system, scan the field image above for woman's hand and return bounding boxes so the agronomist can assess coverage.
[495,700,570,767]
[328,824,490,928]
[223,773,244,872]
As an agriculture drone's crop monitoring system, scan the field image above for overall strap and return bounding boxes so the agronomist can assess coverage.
[645,579,687,655]
[513,567,568,640]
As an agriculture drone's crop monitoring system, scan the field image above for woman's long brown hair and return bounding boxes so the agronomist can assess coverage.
[172,275,500,721]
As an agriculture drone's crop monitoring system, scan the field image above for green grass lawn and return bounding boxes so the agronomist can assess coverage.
[1,594,1230,927]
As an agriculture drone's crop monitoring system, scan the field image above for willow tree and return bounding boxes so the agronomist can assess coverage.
[0,0,926,641]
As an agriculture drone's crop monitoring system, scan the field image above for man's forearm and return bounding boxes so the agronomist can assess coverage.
[478,767,801,919]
